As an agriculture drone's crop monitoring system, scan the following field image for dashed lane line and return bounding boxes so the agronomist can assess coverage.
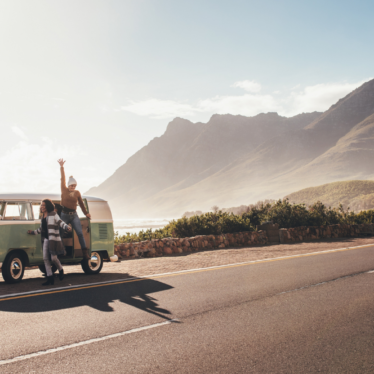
[0,319,179,366]
[0,243,373,302]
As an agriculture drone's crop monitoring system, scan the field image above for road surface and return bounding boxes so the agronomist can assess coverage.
[0,244,373,373]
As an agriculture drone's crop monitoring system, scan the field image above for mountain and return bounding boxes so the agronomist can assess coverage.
[87,112,321,217]
[86,79,374,218]
[285,180,374,211]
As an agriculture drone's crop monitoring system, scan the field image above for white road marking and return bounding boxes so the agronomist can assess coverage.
[367,270,374,273]
[0,242,373,300]
[0,319,179,366]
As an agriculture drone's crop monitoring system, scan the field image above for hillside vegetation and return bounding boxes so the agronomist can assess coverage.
[285,180,374,211]
[115,199,374,243]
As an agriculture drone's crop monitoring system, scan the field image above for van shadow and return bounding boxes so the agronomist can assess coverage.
[0,275,173,319]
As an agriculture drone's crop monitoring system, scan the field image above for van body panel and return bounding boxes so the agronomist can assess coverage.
[0,221,41,263]
[90,222,115,256]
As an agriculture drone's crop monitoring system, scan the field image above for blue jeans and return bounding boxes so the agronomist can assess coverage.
[61,212,87,250]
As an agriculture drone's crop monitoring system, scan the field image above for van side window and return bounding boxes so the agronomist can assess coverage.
[32,203,42,220]
[4,202,33,220]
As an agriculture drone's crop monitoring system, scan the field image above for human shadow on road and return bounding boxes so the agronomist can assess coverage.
[0,275,173,320]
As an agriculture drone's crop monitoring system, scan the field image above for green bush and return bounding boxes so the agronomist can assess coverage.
[114,227,173,244]
[114,199,374,243]
[166,211,253,238]
[353,209,374,224]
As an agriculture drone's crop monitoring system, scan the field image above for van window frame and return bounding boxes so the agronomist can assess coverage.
[2,201,34,221]
[0,201,5,219]
[32,202,42,220]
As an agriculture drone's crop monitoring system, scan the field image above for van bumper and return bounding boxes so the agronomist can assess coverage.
[110,255,118,262]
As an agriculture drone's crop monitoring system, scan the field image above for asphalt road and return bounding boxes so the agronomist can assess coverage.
[0,245,374,373]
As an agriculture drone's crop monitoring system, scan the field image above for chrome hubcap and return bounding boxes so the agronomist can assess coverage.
[10,258,23,280]
[88,252,101,271]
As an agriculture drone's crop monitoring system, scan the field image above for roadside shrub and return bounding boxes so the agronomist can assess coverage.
[166,211,253,238]
[114,201,374,243]
[352,209,374,224]
[114,227,173,244]
[265,200,309,228]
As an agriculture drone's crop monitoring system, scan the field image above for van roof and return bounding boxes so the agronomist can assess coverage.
[0,193,107,203]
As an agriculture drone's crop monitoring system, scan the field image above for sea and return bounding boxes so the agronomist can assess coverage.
[113,218,173,237]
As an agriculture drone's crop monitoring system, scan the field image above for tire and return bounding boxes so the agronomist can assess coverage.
[38,264,57,275]
[81,251,104,275]
[2,252,25,284]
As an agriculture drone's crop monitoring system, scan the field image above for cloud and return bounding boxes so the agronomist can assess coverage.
[121,78,371,120]
[283,80,370,115]
[231,80,262,93]
[121,99,198,119]
[11,126,28,140]
[121,92,280,119]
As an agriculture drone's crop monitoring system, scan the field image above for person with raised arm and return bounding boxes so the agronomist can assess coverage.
[58,158,91,260]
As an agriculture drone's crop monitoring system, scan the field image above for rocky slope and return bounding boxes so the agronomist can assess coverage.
[87,79,374,218]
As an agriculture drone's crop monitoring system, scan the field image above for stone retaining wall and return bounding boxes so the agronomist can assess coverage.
[114,223,374,260]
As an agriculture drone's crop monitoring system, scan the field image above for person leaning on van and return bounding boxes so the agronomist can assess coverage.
[58,158,91,259]
[28,199,71,286]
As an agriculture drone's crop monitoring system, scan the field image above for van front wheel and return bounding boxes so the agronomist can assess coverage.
[2,252,25,284]
[81,251,103,275]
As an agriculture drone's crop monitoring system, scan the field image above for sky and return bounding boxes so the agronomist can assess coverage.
[0,0,373,194]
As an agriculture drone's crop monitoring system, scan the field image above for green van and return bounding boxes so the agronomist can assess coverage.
[0,193,118,284]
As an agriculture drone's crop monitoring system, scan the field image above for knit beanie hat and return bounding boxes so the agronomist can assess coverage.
[68,176,77,186]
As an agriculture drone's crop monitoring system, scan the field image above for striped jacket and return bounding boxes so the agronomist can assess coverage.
[31,211,69,256]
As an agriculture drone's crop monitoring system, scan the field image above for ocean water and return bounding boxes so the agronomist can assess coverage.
[113,218,172,236]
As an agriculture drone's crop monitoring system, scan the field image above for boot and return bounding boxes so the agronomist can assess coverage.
[82,248,90,260]
[42,276,54,286]
[59,269,64,281]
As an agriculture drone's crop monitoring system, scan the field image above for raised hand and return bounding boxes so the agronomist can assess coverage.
[58,158,66,167]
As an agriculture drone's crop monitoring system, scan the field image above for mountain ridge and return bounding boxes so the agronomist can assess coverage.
[87,79,374,218]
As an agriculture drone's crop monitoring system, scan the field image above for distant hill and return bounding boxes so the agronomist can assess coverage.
[285,180,374,212]
[86,78,374,218]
